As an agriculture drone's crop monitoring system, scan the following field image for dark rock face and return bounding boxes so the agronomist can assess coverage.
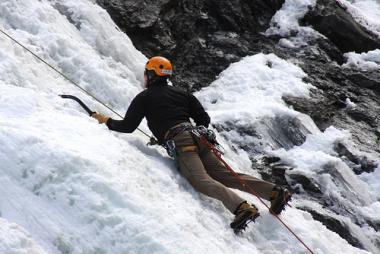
[284,65,380,155]
[96,0,380,251]
[335,142,378,174]
[215,115,310,155]
[288,174,322,195]
[302,0,380,53]
[96,0,284,90]
[304,208,364,249]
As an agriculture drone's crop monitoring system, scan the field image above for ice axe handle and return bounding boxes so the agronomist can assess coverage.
[59,95,96,116]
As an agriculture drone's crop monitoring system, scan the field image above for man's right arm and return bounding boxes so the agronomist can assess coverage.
[188,93,210,127]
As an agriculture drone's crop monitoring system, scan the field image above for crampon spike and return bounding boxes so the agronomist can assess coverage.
[231,212,260,234]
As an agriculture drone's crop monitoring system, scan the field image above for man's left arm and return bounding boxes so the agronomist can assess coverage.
[92,94,145,133]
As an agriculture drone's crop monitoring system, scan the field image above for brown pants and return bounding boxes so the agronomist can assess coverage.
[173,131,275,214]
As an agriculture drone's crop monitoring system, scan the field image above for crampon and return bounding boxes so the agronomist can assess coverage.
[270,187,292,215]
[230,210,260,234]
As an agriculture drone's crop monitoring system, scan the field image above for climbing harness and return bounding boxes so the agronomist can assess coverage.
[192,126,225,154]
[163,139,177,158]
[0,27,157,143]
[163,124,224,160]
[164,122,193,140]
[162,123,192,158]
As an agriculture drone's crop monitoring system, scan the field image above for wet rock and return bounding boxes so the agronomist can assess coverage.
[347,72,380,94]
[302,0,380,53]
[347,107,377,128]
[336,143,359,164]
[216,115,310,155]
[288,174,322,195]
[284,64,380,155]
[302,208,364,250]
[357,157,378,174]
[250,156,291,187]
[261,155,281,164]
[366,219,380,233]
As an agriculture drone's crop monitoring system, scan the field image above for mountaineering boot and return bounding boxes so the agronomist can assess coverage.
[230,201,260,234]
[269,186,292,215]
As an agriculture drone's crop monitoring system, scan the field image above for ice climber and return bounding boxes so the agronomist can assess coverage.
[91,56,291,232]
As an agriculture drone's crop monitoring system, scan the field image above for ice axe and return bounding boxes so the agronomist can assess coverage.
[59,94,159,145]
[59,95,96,116]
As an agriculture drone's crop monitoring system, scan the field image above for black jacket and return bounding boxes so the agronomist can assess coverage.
[106,80,210,143]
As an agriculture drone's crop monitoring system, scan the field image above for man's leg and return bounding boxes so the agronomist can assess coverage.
[198,146,275,201]
[174,132,244,213]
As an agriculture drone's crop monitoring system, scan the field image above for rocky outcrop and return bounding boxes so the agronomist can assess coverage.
[302,0,380,53]
[96,0,284,90]
[304,208,364,249]
[283,64,380,155]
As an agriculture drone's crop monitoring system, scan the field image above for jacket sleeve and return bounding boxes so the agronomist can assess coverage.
[188,93,210,127]
[106,93,145,133]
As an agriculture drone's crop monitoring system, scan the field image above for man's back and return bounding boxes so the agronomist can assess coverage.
[106,81,210,143]
[143,84,210,141]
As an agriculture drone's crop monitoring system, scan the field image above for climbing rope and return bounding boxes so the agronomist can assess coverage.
[197,136,315,254]
[0,27,153,140]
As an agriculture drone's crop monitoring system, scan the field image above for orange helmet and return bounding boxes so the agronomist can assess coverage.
[145,56,173,77]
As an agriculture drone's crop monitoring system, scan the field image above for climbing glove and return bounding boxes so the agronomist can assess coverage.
[91,113,110,124]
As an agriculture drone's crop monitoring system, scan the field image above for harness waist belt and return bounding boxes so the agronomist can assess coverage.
[164,122,192,141]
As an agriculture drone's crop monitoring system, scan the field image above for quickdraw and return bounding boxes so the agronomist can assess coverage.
[191,126,225,155]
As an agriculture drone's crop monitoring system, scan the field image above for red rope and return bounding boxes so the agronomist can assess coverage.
[198,137,315,254]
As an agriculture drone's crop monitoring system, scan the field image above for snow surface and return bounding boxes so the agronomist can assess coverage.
[0,218,46,254]
[196,54,313,122]
[345,98,357,109]
[266,0,317,37]
[337,0,380,71]
[195,53,319,153]
[342,0,380,38]
[266,0,321,49]
[343,49,380,70]
[0,0,379,254]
